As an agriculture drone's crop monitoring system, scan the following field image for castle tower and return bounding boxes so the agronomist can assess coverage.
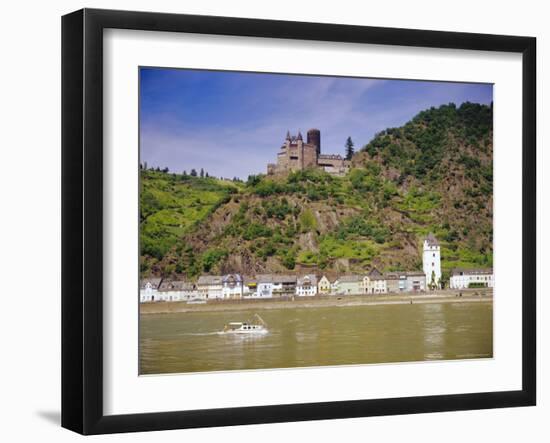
[307,128,321,156]
[296,131,304,169]
[423,233,441,289]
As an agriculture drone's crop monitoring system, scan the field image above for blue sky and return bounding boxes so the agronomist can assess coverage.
[140,68,492,179]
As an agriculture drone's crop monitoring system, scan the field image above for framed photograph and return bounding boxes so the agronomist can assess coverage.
[62,8,536,435]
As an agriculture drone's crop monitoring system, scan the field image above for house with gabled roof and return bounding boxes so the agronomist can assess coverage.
[318,275,332,295]
[158,280,196,302]
[363,268,387,294]
[197,275,223,299]
[140,277,163,302]
[296,274,318,296]
[222,274,243,299]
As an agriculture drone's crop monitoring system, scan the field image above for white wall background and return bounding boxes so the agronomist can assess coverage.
[0,0,546,441]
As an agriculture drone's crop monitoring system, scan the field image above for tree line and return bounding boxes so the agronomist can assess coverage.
[140,163,246,182]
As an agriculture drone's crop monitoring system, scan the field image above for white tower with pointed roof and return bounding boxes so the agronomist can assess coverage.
[423,233,441,289]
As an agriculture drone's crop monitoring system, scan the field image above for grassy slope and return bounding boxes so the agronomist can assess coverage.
[141,102,493,283]
[140,171,242,275]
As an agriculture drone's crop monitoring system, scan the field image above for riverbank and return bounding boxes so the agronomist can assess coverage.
[140,289,492,315]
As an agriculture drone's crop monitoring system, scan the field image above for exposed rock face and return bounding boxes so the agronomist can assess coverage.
[298,232,319,253]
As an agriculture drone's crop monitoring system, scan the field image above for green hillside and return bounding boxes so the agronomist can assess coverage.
[140,102,493,284]
[140,172,242,275]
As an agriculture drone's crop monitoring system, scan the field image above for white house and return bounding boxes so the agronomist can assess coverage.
[140,277,163,302]
[450,268,494,289]
[296,274,318,296]
[157,280,198,302]
[222,274,243,299]
[256,274,275,298]
[158,280,184,302]
[363,268,387,294]
[423,233,441,289]
[371,278,387,294]
[197,275,223,299]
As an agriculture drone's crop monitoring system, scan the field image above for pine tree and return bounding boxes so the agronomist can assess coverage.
[345,136,355,160]
[200,168,204,178]
[190,168,197,177]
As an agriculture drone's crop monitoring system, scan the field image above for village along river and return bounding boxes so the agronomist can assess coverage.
[139,301,492,375]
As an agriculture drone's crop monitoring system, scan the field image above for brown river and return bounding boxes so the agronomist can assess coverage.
[139,301,492,375]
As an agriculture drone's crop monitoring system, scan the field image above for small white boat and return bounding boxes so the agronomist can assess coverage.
[223,314,268,334]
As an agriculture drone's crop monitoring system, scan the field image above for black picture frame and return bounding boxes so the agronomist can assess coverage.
[61,8,536,435]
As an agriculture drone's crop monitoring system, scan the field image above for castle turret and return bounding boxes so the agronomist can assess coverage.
[307,128,321,156]
[423,233,441,289]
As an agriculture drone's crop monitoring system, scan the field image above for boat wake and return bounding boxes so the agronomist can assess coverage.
[177,332,223,337]
[219,329,269,336]
[178,331,269,337]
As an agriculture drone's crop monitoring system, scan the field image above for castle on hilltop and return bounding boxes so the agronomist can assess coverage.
[267,129,351,176]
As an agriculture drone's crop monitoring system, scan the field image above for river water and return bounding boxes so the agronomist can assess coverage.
[139,301,492,375]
